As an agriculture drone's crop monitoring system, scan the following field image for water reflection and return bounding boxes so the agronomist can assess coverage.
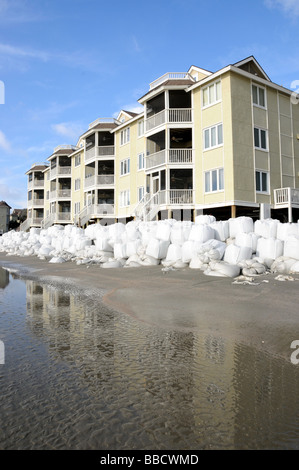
[0,274,298,450]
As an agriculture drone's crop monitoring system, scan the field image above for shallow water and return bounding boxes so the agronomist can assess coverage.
[0,267,298,450]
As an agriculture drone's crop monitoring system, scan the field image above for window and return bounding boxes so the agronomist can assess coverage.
[120,158,130,176]
[138,120,144,137]
[254,127,268,150]
[256,170,269,193]
[202,81,221,107]
[138,186,145,202]
[75,179,80,191]
[205,168,224,193]
[120,190,130,207]
[252,84,266,108]
[203,123,223,150]
[75,155,81,166]
[138,152,145,170]
[120,127,130,145]
[74,202,80,214]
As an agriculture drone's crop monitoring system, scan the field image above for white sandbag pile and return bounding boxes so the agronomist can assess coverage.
[0,216,299,278]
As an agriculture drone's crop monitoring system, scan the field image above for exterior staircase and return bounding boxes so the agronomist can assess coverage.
[133,192,161,222]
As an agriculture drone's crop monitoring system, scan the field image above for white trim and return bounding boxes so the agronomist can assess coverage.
[254,127,268,151]
[252,83,267,109]
[203,123,223,151]
[188,64,293,98]
[204,167,224,193]
[255,169,270,194]
[195,200,261,209]
[120,157,130,176]
[233,56,271,81]
[202,79,222,109]
[187,65,213,77]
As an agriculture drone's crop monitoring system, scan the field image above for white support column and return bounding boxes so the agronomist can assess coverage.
[288,187,293,222]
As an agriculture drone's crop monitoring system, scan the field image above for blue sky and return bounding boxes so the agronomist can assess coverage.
[0,0,299,209]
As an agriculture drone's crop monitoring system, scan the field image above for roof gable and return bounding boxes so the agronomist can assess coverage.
[233,56,271,81]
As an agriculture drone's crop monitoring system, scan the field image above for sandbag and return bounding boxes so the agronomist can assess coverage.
[209,220,229,242]
[188,224,215,243]
[204,261,240,278]
[283,236,299,260]
[256,237,284,260]
[235,232,260,252]
[254,219,279,239]
[229,217,254,238]
[146,238,170,260]
[277,223,298,241]
[224,244,252,265]
[195,214,216,225]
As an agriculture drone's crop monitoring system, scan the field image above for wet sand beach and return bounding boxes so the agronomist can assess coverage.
[0,253,298,363]
[1,252,299,450]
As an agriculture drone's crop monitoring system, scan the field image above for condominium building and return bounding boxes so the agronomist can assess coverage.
[22,56,299,231]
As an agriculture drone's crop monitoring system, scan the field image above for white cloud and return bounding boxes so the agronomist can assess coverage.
[52,122,84,141]
[265,0,299,17]
[0,43,50,61]
[0,130,11,152]
[0,181,27,209]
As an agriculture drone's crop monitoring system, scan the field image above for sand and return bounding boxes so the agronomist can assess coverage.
[0,253,298,363]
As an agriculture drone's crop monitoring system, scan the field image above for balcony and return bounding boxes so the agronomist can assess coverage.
[274,188,299,208]
[28,179,44,189]
[85,146,115,163]
[28,199,44,207]
[50,166,71,179]
[84,175,114,189]
[49,190,71,200]
[145,149,193,170]
[145,108,192,132]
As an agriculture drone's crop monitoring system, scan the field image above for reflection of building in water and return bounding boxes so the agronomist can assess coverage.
[25,280,116,388]
[0,267,9,289]
[24,278,299,449]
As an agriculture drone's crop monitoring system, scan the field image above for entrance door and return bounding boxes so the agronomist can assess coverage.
[152,176,160,195]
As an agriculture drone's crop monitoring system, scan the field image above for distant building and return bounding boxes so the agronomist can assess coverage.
[10,209,27,223]
[0,201,11,234]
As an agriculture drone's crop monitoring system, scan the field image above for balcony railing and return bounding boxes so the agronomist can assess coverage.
[56,212,71,221]
[28,199,44,207]
[50,190,71,199]
[88,117,119,129]
[85,146,115,163]
[146,149,193,170]
[84,175,114,189]
[274,187,299,207]
[149,72,194,90]
[146,150,166,169]
[50,166,71,178]
[28,179,44,189]
[145,108,192,132]
[168,189,194,204]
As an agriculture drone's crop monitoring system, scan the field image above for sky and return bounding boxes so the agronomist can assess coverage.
[0,0,299,209]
